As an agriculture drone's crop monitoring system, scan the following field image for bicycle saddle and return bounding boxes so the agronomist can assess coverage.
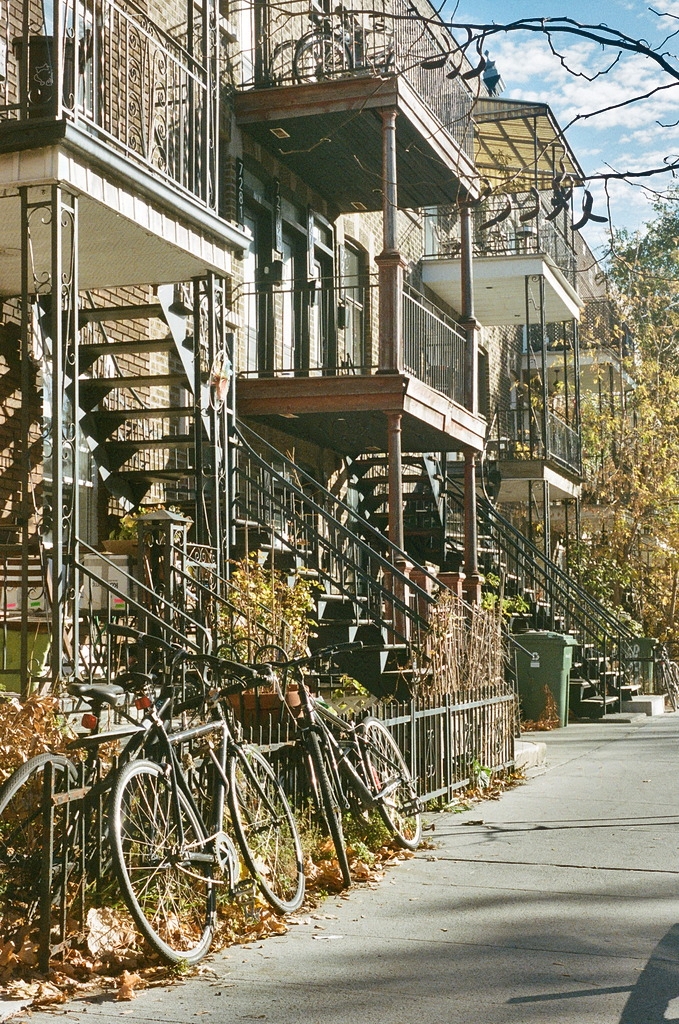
[67,682,126,706]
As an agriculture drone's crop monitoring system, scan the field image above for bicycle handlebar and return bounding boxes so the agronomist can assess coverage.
[258,641,364,672]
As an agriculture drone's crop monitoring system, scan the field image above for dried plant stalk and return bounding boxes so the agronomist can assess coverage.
[415,591,509,701]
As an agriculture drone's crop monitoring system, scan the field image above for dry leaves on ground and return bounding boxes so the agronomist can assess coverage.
[0,695,73,785]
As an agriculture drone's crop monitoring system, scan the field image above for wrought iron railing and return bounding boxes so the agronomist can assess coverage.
[446,476,637,710]
[241,0,474,155]
[0,0,218,209]
[233,422,433,653]
[403,283,465,406]
[423,192,577,285]
[237,277,465,404]
[237,277,376,378]
[547,411,582,474]
[489,406,582,476]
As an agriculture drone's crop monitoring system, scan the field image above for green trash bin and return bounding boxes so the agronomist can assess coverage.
[623,637,657,693]
[512,631,578,728]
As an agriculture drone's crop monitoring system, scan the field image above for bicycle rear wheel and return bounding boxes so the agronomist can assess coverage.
[293,34,352,82]
[228,745,304,914]
[0,753,78,908]
[358,718,421,850]
[306,730,351,887]
[109,759,215,965]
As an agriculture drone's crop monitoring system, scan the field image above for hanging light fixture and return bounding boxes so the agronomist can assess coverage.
[482,52,505,97]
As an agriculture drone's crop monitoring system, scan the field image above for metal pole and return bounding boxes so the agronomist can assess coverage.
[464,448,481,598]
[460,203,478,415]
[376,108,405,373]
[387,411,404,552]
[20,189,30,697]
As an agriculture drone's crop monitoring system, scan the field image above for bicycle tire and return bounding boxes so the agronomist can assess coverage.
[358,718,422,850]
[306,729,351,887]
[227,745,304,914]
[293,33,352,83]
[0,753,79,903]
[109,759,215,965]
[665,660,679,709]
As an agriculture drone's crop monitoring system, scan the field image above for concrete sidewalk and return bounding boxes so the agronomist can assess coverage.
[21,714,679,1024]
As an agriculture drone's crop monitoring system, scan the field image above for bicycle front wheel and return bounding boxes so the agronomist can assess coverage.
[293,34,352,82]
[359,718,422,850]
[109,759,215,965]
[306,730,351,887]
[228,745,304,914]
[0,753,79,903]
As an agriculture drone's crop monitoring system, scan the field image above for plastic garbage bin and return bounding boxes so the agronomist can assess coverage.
[623,637,657,694]
[512,631,578,728]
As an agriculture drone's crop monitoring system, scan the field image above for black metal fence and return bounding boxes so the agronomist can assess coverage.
[28,686,515,969]
[240,691,517,806]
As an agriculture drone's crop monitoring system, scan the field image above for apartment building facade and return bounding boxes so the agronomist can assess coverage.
[0,0,633,711]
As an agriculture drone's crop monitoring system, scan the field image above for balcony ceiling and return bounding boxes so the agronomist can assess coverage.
[237,373,486,454]
[473,98,584,194]
[498,460,581,502]
[0,129,247,295]
[235,76,478,213]
[421,253,582,326]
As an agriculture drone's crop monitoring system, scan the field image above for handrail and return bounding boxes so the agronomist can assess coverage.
[446,478,634,640]
[76,541,209,652]
[236,421,442,599]
[2,0,218,210]
[233,424,432,643]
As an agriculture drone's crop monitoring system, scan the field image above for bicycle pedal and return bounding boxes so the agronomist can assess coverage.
[232,880,258,902]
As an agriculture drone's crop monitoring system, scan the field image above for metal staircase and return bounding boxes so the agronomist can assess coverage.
[346,450,639,716]
[444,475,638,716]
[72,288,444,696]
[231,424,440,698]
[77,275,231,571]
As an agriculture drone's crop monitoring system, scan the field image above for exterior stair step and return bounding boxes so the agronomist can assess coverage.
[105,436,194,453]
[79,303,165,325]
[81,373,188,390]
[80,337,179,358]
[116,468,194,483]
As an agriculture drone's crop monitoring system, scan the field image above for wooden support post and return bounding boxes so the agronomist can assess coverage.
[376,107,406,373]
[387,411,404,553]
[459,203,479,415]
[463,449,482,604]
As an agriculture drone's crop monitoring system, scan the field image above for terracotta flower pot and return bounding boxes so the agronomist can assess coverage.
[227,686,301,728]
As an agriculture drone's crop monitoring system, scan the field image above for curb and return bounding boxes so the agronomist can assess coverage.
[514,738,547,771]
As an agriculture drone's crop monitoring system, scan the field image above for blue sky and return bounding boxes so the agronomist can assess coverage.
[446,1,679,250]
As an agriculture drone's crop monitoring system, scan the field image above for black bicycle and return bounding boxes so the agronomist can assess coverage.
[107,644,305,963]
[0,631,305,965]
[255,641,422,888]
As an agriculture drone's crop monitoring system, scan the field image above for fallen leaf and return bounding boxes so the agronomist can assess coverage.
[116,971,142,1001]
[87,907,136,957]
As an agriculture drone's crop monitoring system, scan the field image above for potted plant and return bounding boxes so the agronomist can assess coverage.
[101,513,138,556]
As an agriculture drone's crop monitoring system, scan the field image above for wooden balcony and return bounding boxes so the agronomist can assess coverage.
[235,0,479,210]
[487,409,582,501]
[238,372,485,455]
[236,75,477,212]
[236,280,485,454]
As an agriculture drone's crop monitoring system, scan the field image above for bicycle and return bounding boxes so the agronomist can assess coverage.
[292,7,395,84]
[0,630,305,965]
[107,644,305,964]
[254,641,422,888]
[0,626,172,923]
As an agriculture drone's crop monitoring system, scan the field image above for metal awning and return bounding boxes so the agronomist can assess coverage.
[473,98,584,193]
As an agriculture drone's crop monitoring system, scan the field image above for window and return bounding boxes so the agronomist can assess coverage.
[341,242,367,371]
